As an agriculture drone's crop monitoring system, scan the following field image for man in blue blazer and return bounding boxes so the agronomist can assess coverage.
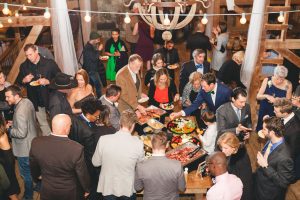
[171,73,232,119]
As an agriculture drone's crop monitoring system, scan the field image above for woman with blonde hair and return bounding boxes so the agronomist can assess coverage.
[68,69,95,114]
[0,115,20,200]
[217,132,253,200]
[148,68,179,107]
[217,51,245,89]
[256,65,292,131]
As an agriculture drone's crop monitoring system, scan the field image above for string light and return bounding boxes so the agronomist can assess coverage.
[15,11,19,17]
[0,21,3,28]
[44,7,51,19]
[278,11,285,23]
[201,13,208,24]
[240,13,247,24]
[84,11,91,22]
[2,3,10,15]
[7,17,12,23]
[22,4,27,10]
[124,12,131,24]
[163,14,170,26]
[27,0,32,3]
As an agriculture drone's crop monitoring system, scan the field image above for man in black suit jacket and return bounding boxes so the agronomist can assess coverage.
[30,114,90,200]
[179,49,210,95]
[186,21,211,59]
[216,87,252,142]
[274,98,300,180]
[254,117,295,200]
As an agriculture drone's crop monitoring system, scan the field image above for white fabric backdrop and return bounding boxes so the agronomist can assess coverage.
[241,0,266,89]
[49,0,78,75]
[79,0,91,44]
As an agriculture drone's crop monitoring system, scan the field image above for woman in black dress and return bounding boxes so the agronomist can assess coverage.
[217,132,253,200]
[0,115,20,200]
[144,53,165,87]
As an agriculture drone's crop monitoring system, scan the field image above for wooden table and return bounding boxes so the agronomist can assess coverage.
[184,171,212,199]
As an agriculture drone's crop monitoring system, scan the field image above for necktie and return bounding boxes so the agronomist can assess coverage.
[235,108,241,121]
[263,142,273,159]
[196,64,203,70]
[208,90,215,95]
[112,102,116,107]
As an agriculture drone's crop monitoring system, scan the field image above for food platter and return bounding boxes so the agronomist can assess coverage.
[167,64,178,70]
[167,117,196,135]
[160,103,174,110]
[137,105,166,125]
[147,119,164,131]
[29,80,40,86]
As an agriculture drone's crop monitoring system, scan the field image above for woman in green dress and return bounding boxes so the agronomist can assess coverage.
[105,28,128,81]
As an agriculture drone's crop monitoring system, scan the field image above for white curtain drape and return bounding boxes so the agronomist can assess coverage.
[241,0,266,89]
[49,0,78,75]
[205,1,214,38]
[79,0,91,44]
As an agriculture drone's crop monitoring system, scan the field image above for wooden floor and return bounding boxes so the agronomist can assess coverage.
[15,42,299,200]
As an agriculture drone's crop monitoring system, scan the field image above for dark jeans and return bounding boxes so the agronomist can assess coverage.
[17,157,33,199]
[103,193,136,200]
[89,71,103,98]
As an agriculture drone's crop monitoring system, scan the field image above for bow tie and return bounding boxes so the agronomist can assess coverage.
[196,64,203,69]
[208,90,215,95]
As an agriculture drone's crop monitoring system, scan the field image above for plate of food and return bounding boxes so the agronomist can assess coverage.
[167,64,178,70]
[100,56,109,61]
[147,119,164,132]
[29,80,40,86]
[160,103,174,110]
[138,96,149,103]
[167,118,196,135]
[143,126,154,134]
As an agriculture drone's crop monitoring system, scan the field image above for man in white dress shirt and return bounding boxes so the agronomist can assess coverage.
[92,109,144,200]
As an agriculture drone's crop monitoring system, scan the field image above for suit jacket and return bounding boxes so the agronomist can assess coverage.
[100,95,120,130]
[179,60,210,95]
[254,142,295,200]
[16,56,61,110]
[10,98,38,157]
[49,90,72,120]
[116,66,142,113]
[29,135,90,200]
[183,82,231,115]
[134,156,186,200]
[92,130,144,197]
[216,102,252,140]
[284,114,300,179]
[228,147,253,200]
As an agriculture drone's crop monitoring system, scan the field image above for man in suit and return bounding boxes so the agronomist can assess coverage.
[179,49,210,95]
[92,110,144,200]
[135,132,186,199]
[116,54,147,116]
[30,114,90,200]
[5,85,37,200]
[273,98,300,180]
[171,73,231,119]
[216,87,252,142]
[186,20,211,60]
[254,117,295,200]
[100,84,121,130]
[48,72,77,120]
[16,43,61,136]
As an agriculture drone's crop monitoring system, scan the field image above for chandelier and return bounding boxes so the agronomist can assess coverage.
[124,0,212,30]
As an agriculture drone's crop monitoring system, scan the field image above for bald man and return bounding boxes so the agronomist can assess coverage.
[29,114,90,200]
[206,152,243,200]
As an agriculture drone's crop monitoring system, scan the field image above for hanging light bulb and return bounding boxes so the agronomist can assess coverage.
[7,17,12,23]
[277,11,285,23]
[240,13,247,24]
[2,3,10,15]
[27,0,32,3]
[124,12,131,24]
[0,21,3,29]
[84,11,91,22]
[23,4,27,10]
[15,11,19,17]
[201,13,208,24]
[163,14,170,26]
[44,7,51,19]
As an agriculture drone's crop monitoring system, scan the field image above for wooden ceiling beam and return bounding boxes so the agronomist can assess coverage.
[265,39,300,49]
[274,48,300,68]
[264,24,288,30]
[0,16,50,27]
[267,6,291,12]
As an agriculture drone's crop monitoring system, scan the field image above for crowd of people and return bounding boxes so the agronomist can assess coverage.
[0,18,299,200]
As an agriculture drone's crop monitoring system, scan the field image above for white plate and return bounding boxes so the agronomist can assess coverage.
[258,130,265,139]
[100,56,109,61]
[167,64,178,70]
[138,96,149,103]
[161,103,174,110]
